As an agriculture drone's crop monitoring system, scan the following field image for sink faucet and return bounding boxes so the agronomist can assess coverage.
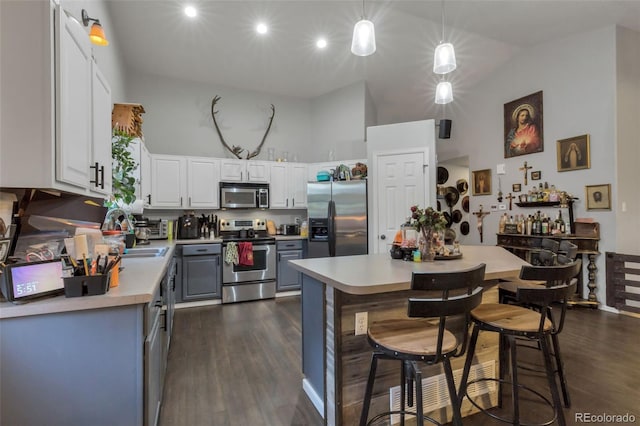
[103,208,134,232]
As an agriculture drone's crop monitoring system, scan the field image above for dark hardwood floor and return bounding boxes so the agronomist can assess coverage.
[160,297,639,426]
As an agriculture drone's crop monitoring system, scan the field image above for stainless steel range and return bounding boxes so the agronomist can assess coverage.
[219,218,276,303]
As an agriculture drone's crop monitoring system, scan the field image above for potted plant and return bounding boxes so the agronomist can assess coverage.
[108,128,138,208]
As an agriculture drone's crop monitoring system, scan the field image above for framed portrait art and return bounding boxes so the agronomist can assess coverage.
[557,134,590,172]
[512,183,521,192]
[504,91,544,158]
[586,184,611,210]
[472,169,492,195]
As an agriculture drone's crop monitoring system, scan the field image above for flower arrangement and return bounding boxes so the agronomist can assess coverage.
[410,205,447,261]
[410,205,447,233]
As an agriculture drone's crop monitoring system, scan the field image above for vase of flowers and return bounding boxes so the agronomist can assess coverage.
[409,205,447,261]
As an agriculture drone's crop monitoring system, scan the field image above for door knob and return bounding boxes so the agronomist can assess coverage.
[380,235,386,240]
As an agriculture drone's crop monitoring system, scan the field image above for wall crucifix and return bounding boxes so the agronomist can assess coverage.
[519,161,533,185]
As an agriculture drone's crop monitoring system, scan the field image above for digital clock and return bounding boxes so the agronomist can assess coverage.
[0,260,65,303]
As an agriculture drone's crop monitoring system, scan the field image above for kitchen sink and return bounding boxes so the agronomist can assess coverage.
[122,246,169,258]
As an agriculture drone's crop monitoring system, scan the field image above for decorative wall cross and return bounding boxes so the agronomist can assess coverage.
[519,161,533,185]
[505,193,515,210]
[472,205,491,243]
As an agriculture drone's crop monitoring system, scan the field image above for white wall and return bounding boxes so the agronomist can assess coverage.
[615,27,640,256]
[309,81,368,161]
[443,26,618,305]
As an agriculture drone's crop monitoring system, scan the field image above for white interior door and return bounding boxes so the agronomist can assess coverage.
[373,150,427,253]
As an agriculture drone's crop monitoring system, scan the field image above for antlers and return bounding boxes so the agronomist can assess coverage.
[211,95,275,160]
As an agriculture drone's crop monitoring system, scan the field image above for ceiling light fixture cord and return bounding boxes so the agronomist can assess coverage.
[362,0,366,19]
[441,0,445,42]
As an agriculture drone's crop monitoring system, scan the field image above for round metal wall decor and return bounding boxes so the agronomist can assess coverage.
[460,221,470,235]
[444,186,460,208]
[462,196,470,213]
[456,179,469,195]
[437,167,449,185]
[452,209,463,223]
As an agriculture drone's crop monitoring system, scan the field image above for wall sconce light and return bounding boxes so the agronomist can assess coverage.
[351,0,376,56]
[81,9,109,46]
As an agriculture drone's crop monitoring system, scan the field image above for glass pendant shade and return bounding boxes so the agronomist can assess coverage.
[89,23,109,46]
[435,81,453,104]
[433,42,456,74]
[351,19,376,56]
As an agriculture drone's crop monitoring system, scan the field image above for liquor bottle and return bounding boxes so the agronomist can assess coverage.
[541,213,549,235]
[499,213,507,233]
[526,215,533,235]
[558,210,566,234]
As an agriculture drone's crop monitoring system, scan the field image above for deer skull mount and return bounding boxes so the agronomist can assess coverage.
[210,95,275,160]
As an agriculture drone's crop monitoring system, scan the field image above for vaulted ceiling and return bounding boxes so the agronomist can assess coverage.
[106,1,640,123]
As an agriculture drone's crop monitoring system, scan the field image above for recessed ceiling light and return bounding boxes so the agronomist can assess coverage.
[256,22,268,35]
[316,38,328,49]
[184,6,197,18]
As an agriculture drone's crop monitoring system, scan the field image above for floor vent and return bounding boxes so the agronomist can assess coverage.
[389,360,496,425]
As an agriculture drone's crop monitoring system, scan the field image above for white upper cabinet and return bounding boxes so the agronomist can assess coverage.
[89,63,112,196]
[269,162,308,209]
[187,157,220,209]
[151,155,186,208]
[140,142,152,207]
[220,159,270,182]
[0,2,113,197]
[56,6,92,189]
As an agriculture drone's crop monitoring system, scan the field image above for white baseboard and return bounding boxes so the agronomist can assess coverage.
[302,378,324,419]
[174,299,221,309]
[275,290,301,298]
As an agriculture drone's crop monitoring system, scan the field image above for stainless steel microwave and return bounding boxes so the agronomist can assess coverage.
[220,182,269,209]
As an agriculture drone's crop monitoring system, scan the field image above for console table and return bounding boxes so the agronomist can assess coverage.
[496,233,600,307]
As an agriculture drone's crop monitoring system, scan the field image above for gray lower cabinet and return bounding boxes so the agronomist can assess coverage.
[277,240,304,291]
[182,244,222,301]
[0,270,173,426]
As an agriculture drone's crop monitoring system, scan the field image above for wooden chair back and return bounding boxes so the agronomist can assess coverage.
[516,281,577,334]
[558,240,578,260]
[407,264,486,360]
[519,259,582,287]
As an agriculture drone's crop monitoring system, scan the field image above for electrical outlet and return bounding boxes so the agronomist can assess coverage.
[355,312,368,335]
[499,204,507,210]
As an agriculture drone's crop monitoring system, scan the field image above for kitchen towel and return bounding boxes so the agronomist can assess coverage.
[238,242,254,266]
[225,242,239,265]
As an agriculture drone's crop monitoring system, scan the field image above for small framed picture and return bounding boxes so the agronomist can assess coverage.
[531,171,541,180]
[585,184,611,210]
[512,183,522,192]
[472,169,492,195]
[0,239,10,262]
[557,134,590,172]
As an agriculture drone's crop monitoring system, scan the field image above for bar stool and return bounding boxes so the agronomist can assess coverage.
[459,262,580,426]
[359,264,486,426]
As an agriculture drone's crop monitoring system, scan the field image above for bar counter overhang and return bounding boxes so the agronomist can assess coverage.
[290,245,529,425]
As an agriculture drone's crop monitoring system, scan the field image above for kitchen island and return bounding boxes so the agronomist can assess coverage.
[0,242,176,426]
[289,245,529,426]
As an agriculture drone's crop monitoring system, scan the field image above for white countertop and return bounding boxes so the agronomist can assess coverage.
[289,245,529,295]
[0,241,177,320]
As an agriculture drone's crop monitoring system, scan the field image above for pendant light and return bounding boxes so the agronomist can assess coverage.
[433,0,455,74]
[351,0,376,56]
[435,81,453,104]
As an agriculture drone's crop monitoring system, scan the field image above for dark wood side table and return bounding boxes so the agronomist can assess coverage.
[496,233,600,307]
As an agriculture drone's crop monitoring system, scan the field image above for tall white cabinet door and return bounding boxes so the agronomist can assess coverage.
[89,63,112,196]
[151,155,185,208]
[269,163,288,208]
[56,8,92,188]
[246,161,270,182]
[187,158,220,208]
[140,142,152,207]
[374,151,427,254]
[289,163,308,208]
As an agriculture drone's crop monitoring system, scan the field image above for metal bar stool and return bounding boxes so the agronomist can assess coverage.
[498,260,581,409]
[359,264,486,426]
[459,262,580,426]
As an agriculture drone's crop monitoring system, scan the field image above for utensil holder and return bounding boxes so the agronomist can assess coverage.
[63,272,111,297]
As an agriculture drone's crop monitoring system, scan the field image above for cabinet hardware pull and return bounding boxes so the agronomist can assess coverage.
[247,171,250,180]
[180,197,183,206]
[286,198,289,207]
[89,162,100,187]
[147,194,151,205]
[189,197,192,206]
[99,164,105,189]
[292,198,295,207]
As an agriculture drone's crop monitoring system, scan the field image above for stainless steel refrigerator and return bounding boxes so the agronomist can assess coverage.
[307,180,368,258]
